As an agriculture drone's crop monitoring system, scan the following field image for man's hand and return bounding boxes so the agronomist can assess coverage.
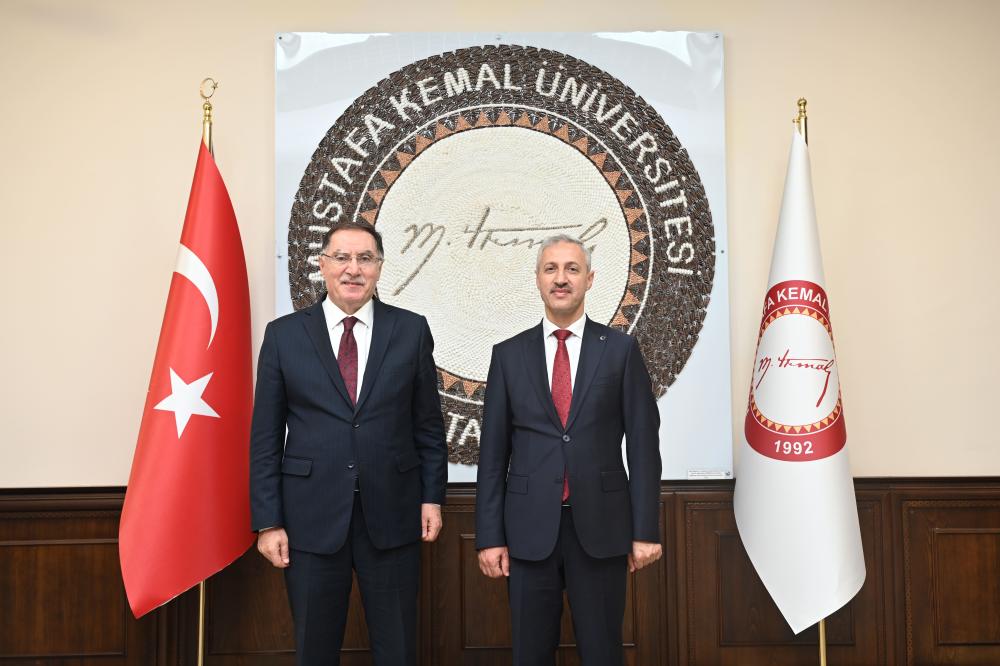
[478,546,510,578]
[421,503,443,542]
[257,528,290,568]
[627,540,662,573]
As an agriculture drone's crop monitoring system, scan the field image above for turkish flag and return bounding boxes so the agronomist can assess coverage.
[120,143,254,618]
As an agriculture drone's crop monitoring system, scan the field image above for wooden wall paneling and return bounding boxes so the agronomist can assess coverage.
[173,586,206,666]
[155,593,182,666]
[859,486,896,666]
[208,548,295,656]
[180,547,296,666]
[427,489,666,665]
[611,511,666,666]
[184,548,376,665]
[459,500,514,664]
[544,496,670,665]
[933,530,1000,643]
[2,539,126,658]
[897,486,1000,666]
[660,490,678,666]
[855,490,891,666]
[675,486,887,665]
[4,479,1000,666]
[428,492,515,666]
[671,488,692,666]
[0,491,158,666]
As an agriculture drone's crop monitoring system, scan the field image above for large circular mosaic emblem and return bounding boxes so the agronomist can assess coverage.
[287,45,716,464]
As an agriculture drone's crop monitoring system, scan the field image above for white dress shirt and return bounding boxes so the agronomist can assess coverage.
[542,313,586,391]
[323,297,374,399]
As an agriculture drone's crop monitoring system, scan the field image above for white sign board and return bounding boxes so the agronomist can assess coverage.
[276,32,732,480]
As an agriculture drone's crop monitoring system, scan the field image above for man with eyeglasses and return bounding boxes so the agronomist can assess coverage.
[250,220,447,666]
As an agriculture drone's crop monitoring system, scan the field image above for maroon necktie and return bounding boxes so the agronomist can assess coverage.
[338,316,359,405]
[552,329,572,501]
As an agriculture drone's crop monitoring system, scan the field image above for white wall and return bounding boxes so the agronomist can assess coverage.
[1,0,997,486]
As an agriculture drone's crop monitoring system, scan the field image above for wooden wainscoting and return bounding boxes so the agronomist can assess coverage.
[0,492,163,665]
[2,479,998,665]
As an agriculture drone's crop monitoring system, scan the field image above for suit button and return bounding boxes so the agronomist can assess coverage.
[562,434,571,442]
[347,463,356,470]
[353,423,360,429]
[554,477,563,484]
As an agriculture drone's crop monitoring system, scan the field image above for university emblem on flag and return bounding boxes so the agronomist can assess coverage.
[745,279,846,461]
[286,45,718,464]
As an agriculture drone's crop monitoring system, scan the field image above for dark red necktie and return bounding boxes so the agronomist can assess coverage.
[552,329,572,501]
[338,316,359,405]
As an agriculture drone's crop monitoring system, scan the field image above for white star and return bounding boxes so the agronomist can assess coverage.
[154,368,220,438]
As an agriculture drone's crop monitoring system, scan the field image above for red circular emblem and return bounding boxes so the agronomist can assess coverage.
[745,280,846,462]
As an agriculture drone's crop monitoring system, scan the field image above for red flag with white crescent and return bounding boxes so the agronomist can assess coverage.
[119,143,254,618]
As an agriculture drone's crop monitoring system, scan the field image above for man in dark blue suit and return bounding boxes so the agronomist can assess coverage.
[475,235,663,666]
[250,221,447,666]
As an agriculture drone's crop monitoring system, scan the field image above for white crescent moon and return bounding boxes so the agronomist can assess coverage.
[174,244,219,348]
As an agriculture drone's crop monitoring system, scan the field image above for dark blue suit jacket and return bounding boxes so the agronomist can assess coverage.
[475,318,662,560]
[250,299,447,554]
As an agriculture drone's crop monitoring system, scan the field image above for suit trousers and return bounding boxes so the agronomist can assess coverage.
[284,494,419,666]
[508,506,627,666]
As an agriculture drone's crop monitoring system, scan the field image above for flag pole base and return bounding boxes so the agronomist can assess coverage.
[819,617,827,666]
[197,580,206,666]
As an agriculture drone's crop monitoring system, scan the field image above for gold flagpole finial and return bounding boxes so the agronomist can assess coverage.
[200,78,218,155]
[793,97,808,145]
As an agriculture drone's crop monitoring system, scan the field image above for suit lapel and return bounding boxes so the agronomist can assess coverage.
[565,317,607,431]
[522,323,564,432]
[354,299,395,414]
[302,300,353,408]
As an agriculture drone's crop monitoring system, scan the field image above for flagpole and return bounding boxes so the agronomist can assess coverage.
[819,617,828,666]
[197,583,207,666]
[794,96,827,666]
[195,76,218,666]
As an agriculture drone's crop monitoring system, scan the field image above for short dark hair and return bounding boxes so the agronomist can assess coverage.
[321,221,384,258]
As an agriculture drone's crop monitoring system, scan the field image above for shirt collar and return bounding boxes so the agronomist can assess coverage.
[323,297,374,330]
[542,313,587,340]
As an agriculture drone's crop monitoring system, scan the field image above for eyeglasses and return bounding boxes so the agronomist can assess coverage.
[320,252,383,268]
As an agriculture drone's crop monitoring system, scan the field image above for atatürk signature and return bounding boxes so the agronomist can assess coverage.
[755,349,835,408]
[392,207,607,296]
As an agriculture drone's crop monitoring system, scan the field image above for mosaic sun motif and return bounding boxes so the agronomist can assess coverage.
[287,45,717,464]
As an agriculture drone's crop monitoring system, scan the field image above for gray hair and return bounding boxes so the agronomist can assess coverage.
[535,234,592,272]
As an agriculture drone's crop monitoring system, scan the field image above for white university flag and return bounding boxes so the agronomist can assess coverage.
[734,129,866,634]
